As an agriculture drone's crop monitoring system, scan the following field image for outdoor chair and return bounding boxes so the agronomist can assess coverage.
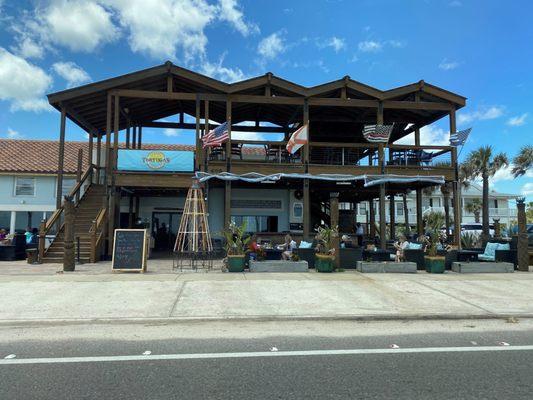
[477,241,515,266]
[209,146,225,161]
[231,143,243,160]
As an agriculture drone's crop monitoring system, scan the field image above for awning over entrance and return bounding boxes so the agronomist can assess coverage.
[195,171,445,187]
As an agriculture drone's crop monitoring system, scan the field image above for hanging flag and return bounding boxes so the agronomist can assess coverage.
[362,124,394,143]
[449,127,472,146]
[286,124,308,154]
[202,122,229,148]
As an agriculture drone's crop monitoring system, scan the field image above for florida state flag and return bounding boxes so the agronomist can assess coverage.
[286,124,308,154]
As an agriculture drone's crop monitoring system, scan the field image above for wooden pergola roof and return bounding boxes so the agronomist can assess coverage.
[47,61,466,142]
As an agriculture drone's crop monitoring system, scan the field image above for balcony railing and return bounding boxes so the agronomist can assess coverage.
[208,141,453,170]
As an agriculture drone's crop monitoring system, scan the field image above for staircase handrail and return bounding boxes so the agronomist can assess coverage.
[38,165,95,262]
[89,207,108,263]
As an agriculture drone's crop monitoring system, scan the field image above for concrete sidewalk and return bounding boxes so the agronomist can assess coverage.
[2,260,533,323]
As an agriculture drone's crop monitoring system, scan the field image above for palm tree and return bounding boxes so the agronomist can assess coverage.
[512,145,533,177]
[462,146,509,241]
[402,191,410,233]
[440,182,453,236]
[465,198,482,223]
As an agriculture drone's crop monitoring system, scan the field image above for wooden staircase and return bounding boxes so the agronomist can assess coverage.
[42,184,106,263]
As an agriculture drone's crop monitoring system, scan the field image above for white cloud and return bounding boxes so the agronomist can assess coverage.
[18,0,119,53]
[232,131,266,141]
[489,164,514,184]
[163,128,180,137]
[387,40,405,48]
[319,36,346,53]
[52,62,91,88]
[107,0,214,60]
[439,59,460,70]
[507,113,528,127]
[218,0,259,36]
[200,55,246,83]
[396,124,449,146]
[0,48,52,112]
[457,106,505,125]
[12,37,44,59]
[6,128,22,139]
[358,40,382,52]
[522,182,533,196]
[257,31,286,60]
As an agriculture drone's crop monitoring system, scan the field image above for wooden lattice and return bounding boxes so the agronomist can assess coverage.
[173,181,213,254]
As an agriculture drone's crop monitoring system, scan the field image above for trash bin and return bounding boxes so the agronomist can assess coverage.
[26,248,38,264]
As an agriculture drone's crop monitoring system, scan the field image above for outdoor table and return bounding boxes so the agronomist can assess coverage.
[457,250,479,262]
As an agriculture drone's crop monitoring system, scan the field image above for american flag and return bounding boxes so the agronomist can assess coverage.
[362,124,394,143]
[202,122,229,148]
[449,128,471,146]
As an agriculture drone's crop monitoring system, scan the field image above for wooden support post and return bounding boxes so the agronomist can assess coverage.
[389,194,395,240]
[128,195,134,228]
[517,199,528,271]
[225,100,232,171]
[38,219,46,263]
[224,181,231,229]
[126,121,130,149]
[451,146,461,248]
[88,132,93,170]
[75,148,83,204]
[379,185,386,249]
[369,199,376,238]
[195,96,201,170]
[138,126,142,149]
[203,100,209,171]
[135,196,140,222]
[96,133,101,184]
[330,192,340,268]
[56,107,66,209]
[108,95,120,254]
[303,179,310,240]
[105,94,112,185]
[303,99,310,240]
[132,125,137,149]
[63,196,75,271]
[416,188,424,236]
[414,92,421,146]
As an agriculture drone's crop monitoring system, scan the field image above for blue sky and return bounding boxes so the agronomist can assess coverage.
[0,0,531,199]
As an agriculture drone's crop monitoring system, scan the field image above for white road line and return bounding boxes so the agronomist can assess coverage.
[2,345,533,366]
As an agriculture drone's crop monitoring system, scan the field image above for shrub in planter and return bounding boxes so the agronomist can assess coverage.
[423,211,446,273]
[221,221,250,272]
[314,225,338,273]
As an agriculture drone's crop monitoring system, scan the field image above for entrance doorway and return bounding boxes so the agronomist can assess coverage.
[152,212,181,251]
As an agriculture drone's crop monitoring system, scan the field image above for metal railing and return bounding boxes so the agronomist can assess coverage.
[386,145,453,168]
[309,143,380,166]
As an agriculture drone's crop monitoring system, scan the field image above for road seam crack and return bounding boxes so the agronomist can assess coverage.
[168,282,187,317]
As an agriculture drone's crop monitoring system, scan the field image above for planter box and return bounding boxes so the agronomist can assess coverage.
[249,260,309,272]
[356,261,417,273]
[451,262,514,273]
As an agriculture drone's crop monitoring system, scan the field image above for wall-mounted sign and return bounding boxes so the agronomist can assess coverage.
[117,149,194,172]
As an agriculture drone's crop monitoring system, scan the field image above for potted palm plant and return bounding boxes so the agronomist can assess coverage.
[423,211,446,273]
[222,221,250,272]
[314,225,338,273]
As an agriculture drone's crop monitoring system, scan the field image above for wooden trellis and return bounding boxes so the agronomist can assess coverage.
[173,180,213,271]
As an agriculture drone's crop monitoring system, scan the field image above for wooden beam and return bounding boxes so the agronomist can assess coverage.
[88,131,94,169]
[138,126,142,149]
[416,188,423,235]
[105,94,112,184]
[56,107,67,209]
[195,96,201,170]
[379,185,386,249]
[132,125,137,149]
[389,195,395,240]
[142,121,286,133]
[96,133,101,183]
[330,192,340,268]
[414,92,421,146]
[224,181,231,229]
[226,100,232,172]
[203,100,209,171]
[303,179,310,240]
[76,148,83,203]
[383,100,454,111]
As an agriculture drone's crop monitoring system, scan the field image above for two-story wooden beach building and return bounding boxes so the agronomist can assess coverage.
[40,61,466,262]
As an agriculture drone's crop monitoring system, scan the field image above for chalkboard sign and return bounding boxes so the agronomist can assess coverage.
[112,229,148,272]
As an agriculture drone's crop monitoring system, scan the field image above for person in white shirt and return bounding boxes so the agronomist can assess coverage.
[394,234,409,262]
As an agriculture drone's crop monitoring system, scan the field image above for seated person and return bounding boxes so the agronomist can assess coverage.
[393,234,409,262]
[340,234,350,248]
[279,234,297,260]
[248,234,260,260]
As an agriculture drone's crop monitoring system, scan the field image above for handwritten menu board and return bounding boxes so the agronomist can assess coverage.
[112,229,147,272]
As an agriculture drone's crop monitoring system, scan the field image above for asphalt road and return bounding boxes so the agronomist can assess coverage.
[1,320,533,399]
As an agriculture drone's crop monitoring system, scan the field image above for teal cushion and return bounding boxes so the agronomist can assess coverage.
[409,242,423,250]
[299,241,312,249]
[483,242,499,258]
[497,243,510,251]
[478,254,495,261]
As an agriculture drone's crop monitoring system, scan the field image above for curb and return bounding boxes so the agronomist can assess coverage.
[0,313,531,327]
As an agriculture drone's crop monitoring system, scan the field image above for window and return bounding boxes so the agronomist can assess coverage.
[358,203,367,216]
[15,177,35,196]
[231,215,278,233]
[396,202,404,216]
[293,203,303,218]
[61,178,76,197]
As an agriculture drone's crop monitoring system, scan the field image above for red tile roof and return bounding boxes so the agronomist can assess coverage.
[0,139,264,174]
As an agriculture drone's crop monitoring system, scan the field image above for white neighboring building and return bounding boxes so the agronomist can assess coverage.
[0,140,88,233]
[345,182,518,228]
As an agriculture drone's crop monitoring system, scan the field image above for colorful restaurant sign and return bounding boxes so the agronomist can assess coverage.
[117,149,194,172]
